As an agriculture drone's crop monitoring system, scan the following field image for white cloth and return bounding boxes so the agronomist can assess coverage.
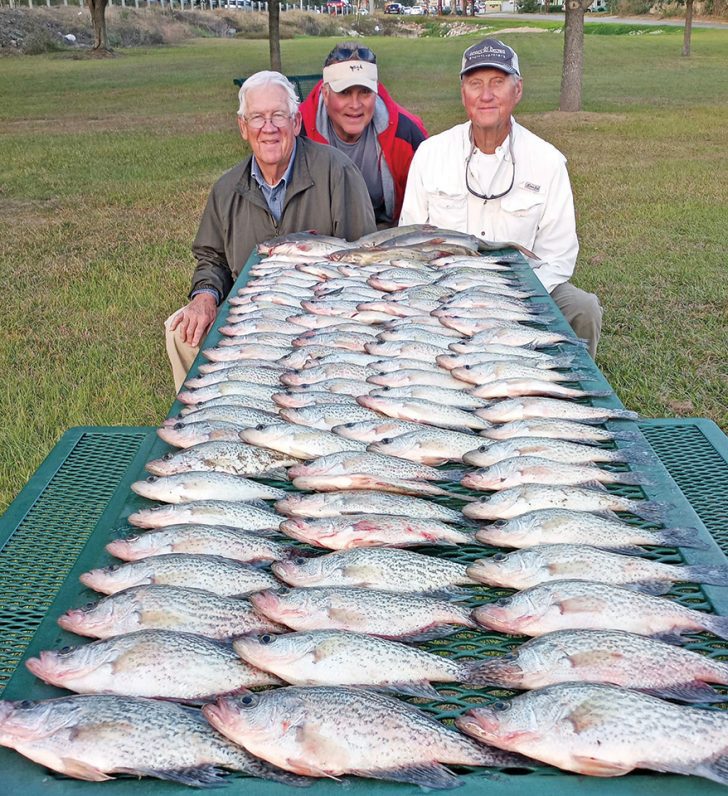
[399,120,578,293]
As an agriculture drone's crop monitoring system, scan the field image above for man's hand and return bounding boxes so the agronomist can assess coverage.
[169,293,217,347]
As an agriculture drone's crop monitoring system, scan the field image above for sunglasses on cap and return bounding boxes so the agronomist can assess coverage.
[324,45,377,66]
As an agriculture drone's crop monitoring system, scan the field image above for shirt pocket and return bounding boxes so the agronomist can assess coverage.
[427,190,468,231]
[497,192,546,246]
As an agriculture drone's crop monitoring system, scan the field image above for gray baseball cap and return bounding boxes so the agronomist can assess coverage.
[460,38,520,78]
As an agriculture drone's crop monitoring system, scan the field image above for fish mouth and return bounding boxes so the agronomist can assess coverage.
[25,651,93,685]
[457,709,500,739]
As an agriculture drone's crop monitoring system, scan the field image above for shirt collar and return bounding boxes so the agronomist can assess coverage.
[250,138,298,189]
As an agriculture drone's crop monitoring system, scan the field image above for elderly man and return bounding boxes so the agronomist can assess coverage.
[400,39,602,357]
[299,42,428,227]
[165,70,375,391]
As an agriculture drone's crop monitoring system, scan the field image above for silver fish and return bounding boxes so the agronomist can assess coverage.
[0,695,306,786]
[273,390,356,408]
[204,686,520,788]
[241,423,367,459]
[367,368,473,391]
[332,417,427,443]
[58,585,285,640]
[456,683,728,784]
[130,472,286,504]
[26,630,282,700]
[369,385,487,410]
[368,428,482,465]
[145,441,298,478]
[480,418,642,443]
[127,500,279,531]
[358,395,491,432]
[80,554,281,596]
[157,420,250,448]
[280,403,384,431]
[470,379,611,401]
[475,397,638,424]
[472,579,728,640]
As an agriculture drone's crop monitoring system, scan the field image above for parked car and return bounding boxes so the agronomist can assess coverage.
[384,2,404,12]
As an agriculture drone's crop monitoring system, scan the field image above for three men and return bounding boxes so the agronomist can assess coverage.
[165,71,375,391]
[299,42,428,227]
[400,38,602,356]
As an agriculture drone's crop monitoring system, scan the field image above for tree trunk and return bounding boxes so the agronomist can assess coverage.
[682,0,693,56]
[559,0,587,112]
[269,0,281,72]
[437,0,442,14]
[86,0,109,51]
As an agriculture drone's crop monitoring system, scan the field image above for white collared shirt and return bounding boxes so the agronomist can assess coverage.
[399,120,578,293]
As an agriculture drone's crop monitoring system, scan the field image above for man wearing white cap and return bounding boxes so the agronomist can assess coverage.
[300,42,428,227]
[400,38,602,357]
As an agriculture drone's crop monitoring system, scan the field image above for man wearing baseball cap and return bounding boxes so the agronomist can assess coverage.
[400,38,602,357]
[300,41,428,227]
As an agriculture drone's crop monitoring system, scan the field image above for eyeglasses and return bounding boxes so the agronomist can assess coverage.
[244,112,293,130]
[325,45,377,66]
[465,129,516,202]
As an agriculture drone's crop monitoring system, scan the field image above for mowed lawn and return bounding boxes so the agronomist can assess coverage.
[1,25,727,512]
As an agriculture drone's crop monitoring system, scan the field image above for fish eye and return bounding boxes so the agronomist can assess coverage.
[495,597,511,607]
[18,700,36,710]
[259,634,275,645]
[294,557,307,566]
[492,520,507,527]
[478,445,488,452]
[105,564,120,572]
[58,646,74,655]
[173,422,184,430]
[255,424,266,430]
[381,386,391,392]
[464,365,472,370]
[492,700,511,712]
[493,553,507,562]
[500,652,517,662]
[82,602,98,612]
[162,453,174,461]
[240,694,257,707]
[145,476,157,483]
[342,423,354,428]
[380,437,392,445]
[125,534,140,542]
[277,587,291,596]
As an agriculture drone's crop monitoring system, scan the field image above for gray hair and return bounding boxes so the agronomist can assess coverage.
[237,71,299,118]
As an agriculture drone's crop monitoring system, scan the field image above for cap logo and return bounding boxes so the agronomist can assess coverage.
[469,44,508,59]
[349,64,364,71]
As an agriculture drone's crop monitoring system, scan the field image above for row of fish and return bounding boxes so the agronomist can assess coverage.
[4,226,727,789]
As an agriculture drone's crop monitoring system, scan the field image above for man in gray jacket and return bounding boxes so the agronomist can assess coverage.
[165,70,376,390]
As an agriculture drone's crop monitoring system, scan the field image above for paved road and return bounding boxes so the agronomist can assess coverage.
[480,11,728,28]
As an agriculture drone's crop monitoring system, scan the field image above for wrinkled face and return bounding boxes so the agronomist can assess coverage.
[461,68,522,134]
[323,84,376,143]
[239,85,301,172]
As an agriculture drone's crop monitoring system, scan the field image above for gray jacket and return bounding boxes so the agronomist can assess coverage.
[190,136,376,300]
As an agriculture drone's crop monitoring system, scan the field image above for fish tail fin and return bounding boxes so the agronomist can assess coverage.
[611,429,644,442]
[702,614,728,642]
[618,446,656,467]
[680,565,728,587]
[632,499,673,523]
[610,470,655,487]
[547,355,577,369]
[610,408,641,421]
[564,336,589,348]
[655,527,708,549]
[583,389,615,399]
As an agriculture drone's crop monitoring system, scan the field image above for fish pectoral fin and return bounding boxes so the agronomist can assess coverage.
[327,606,366,625]
[60,759,114,782]
[386,680,442,699]
[558,596,610,615]
[312,637,343,663]
[568,650,625,669]
[116,765,228,787]
[341,563,380,585]
[350,762,461,789]
[566,702,608,734]
[571,755,632,777]
[285,755,342,781]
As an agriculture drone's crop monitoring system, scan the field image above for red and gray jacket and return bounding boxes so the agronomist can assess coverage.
[299,80,428,224]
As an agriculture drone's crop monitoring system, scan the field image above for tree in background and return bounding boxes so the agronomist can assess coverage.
[559,0,591,111]
[269,0,281,71]
[86,0,109,52]
[682,0,694,55]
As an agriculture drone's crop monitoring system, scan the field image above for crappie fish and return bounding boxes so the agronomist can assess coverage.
[368,428,483,465]
[204,686,521,789]
[131,472,286,504]
[233,630,469,697]
[438,347,574,370]
[275,490,465,524]
[177,392,278,415]
[218,318,305,338]
[462,484,669,522]
[332,417,427,443]
[273,390,356,409]
[463,628,728,701]
[203,344,292,364]
[461,456,646,491]
[272,547,477,595]
[365,339,446,361]
[463,437,651,468]
[216,332,298,349]
[358,395,491,432]
[456,327,586,349]
[292,331,374,352]
[157,420,250,449]
[375,329,463,349]
[475,398,638,425]
[456,683,728,785]
[367,356,435,372]
[80,553,280,596]
[184,364,283,389]
[58,585,285,640]
[241,422,366,459]
[106,525,293,564]
[441,316,549,337]
[481,418,642,443]
[452,362,591,387]
[472,579,728,640]
[467,545,728,595]
[26,630,281,700]
[278,514,476,549]
[145,441,297,478]
[173,403,278,426]
[281,363,374,385]
[177,380,278,407]
[249,587,477,641]
[127,500,279,531]
[287,377,372,397]
[469,378,611,401]
[0,695,306,787]
[369,385,487,410]
[473,509,702,552]
[280,403,384,431]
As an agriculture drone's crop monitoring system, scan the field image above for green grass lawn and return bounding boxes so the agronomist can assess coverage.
[1,26,727,512]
